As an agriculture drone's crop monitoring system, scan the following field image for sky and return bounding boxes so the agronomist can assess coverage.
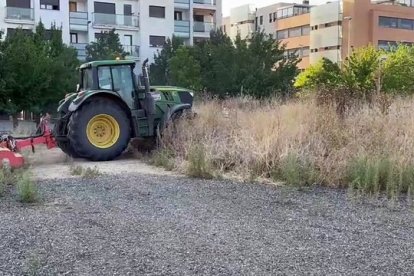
[222,0,329,16]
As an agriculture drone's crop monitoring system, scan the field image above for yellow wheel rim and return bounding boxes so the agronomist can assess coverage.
[86,114,120,149]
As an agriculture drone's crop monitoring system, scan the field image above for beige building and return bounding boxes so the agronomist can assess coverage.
[222,4,256,40]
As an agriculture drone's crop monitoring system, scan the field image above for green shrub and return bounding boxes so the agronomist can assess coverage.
[186,144,213,179]
[347,156,414,199]
[150,149,175,171]
[17,173,38,203]
[273,153,319,187]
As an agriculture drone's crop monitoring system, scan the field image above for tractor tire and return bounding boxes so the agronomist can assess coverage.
[67,98,131,161]
[57,140,81,158]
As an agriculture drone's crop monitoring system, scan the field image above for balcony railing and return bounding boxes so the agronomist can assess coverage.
[92,13,139,28]
[69,11,88,25]
[123,45,140,57]
[193,0,216,5]
[71,43,88,60]
[194,21,216,33]
[5,7,34,21]
[174,20,190,33]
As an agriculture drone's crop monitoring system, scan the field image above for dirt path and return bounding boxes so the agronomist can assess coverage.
[24,146,175,180]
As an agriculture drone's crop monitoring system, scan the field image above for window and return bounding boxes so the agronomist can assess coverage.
[288,27,301,37]
[399,18,413,30]
[269,13,272,23]
[379,16,398,28]
[94,2,115,14]
[175,11,183,21]
[259,16,263,25]
[81,69,93,91]
[70,33,78,43]
[6,0,31,8]
[40,0,59,10]
[149,6,165,18]
[98,66,113,90]
[273,12,277,22]
[150,35,165,47]
[276,30,288,39]
[302,25,310,35]
[69,2,77,12]
[112,65,134,103]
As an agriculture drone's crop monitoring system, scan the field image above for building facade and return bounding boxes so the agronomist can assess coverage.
[223,0,414,69]
[1,0,222,68]
[222,4,255,40]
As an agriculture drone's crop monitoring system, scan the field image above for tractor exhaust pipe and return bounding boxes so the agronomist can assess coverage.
[142,58,150,93]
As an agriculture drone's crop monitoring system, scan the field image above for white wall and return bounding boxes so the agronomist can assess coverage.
[139,0,174,64]
[256,3,291,35]
[35,0,70,44]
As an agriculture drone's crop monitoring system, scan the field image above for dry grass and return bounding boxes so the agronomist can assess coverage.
[158,96,414,195]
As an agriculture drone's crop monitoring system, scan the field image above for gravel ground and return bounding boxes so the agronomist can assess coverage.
[1,172,414,275]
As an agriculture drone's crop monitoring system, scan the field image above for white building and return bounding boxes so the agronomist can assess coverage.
[222,4,255,40]
[1,0,222,68]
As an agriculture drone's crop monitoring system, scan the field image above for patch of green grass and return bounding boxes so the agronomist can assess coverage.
[186,144,213,179]
[70,165,101,179]
[347,156,414,199]
[272,153,319,187]
[82,166,101,179]
[70,165,84,176]
[17,172,38,203]
[150,148,175,171]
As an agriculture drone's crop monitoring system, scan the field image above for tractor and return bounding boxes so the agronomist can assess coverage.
[53,59,194,161]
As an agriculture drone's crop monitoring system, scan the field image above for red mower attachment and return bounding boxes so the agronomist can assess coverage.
[0,114,56,169]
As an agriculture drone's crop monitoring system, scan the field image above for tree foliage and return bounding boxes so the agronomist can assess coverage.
[0,22,79,115]
[85,28,127,61]
[294,58,341,89]
[151,30,300,98]
[150,36,183,85]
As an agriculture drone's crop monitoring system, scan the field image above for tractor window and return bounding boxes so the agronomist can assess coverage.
[111,65,134,100]
[97,66,113,90]
[81,68,93,91]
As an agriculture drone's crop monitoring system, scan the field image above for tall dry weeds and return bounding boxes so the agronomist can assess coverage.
[160,96,414,192]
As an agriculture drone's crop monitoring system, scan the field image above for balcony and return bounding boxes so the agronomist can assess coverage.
[174,20,190,38]
[123,45,140,58]
[71,43,88,61]
[69,12,88,31]
[193,0,216,9]
[175,0,190,9]
[5,7,34,23]
[92,13,139,29]
[193,21,216,37]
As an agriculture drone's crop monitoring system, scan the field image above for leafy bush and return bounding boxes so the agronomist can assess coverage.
[187,144,213,179]
[17,173,38,203]
[150,149,175,171]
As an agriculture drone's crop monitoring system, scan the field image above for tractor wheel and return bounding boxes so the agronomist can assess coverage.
[67,98,131,161]
[57,140,81,158]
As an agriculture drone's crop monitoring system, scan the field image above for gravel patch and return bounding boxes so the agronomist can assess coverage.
[1,173,414,275]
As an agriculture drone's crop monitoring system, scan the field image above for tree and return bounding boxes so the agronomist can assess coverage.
[382,44,414,94]
[150,36,183,85]
[169,46,202,90]
[0,23,79,116]
[85,29,127,61]
[294,58,341,89]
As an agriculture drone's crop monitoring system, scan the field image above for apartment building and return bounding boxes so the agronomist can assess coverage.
[222,4,255,40]
[310,0,414,64]
[1,0,222,68]
[273,3,311,69]
[223,0,414,69]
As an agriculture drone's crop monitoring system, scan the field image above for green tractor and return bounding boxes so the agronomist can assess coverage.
[53,59,193,161]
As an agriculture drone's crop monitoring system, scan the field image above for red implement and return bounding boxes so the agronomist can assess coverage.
[0,114,56,169]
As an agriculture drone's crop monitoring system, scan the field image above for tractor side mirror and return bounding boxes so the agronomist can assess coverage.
[76,84,80,92]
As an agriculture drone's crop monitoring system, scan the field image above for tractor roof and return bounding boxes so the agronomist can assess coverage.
[79,60,136,69]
